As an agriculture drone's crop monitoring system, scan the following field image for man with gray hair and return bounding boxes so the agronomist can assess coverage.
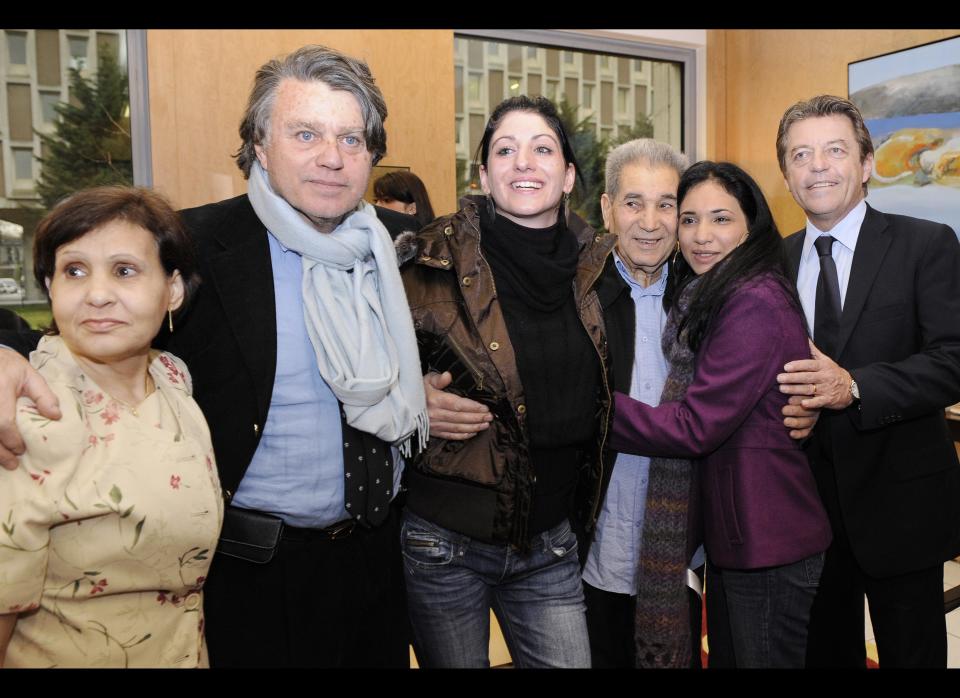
[580,138,704,668]
[0,45,424,667]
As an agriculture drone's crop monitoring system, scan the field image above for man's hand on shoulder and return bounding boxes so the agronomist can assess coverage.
[0,348,60,470]
[777,340,854,411]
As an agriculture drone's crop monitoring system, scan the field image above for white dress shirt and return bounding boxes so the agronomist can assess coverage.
[796,200,868,336]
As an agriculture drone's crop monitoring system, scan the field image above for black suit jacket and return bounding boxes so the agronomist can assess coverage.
[785,204,960,577]
[155,195,419,499]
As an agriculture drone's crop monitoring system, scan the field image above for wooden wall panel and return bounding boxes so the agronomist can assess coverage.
[146,30,456,217]
[705,29,726,162]
[710,30,959,235]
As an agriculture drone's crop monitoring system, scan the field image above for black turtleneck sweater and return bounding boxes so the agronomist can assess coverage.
[480,205,601,535]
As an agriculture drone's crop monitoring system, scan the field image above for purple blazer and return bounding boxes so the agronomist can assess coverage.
[611,274,831,570]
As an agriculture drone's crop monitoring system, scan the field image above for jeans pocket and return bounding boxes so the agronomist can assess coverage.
[546,519,578,558]
[401,521,455,567]
[802,551,825,587]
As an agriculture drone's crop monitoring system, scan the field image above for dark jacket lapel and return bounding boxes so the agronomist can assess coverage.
[785,230,804,283]
[206,196,277,416]
[836,204,891,357]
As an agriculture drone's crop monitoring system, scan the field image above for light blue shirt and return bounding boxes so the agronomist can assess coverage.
[232,233,403,527]
[582,253,669,594]
[796,200,867,338]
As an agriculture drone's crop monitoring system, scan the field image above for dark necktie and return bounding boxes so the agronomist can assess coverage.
[814,235,842,357]
[340,408,394,527]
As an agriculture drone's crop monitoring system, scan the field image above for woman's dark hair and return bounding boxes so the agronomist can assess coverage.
[372,170,436,227]
[33,186,201,333]
[475,95,582,186]
[671,160,804,352]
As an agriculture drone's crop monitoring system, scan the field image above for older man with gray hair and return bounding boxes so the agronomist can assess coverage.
[580,138,705,668]
[0,45,425,668]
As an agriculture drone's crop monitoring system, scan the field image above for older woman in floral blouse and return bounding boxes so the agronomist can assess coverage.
[0,186,220,668]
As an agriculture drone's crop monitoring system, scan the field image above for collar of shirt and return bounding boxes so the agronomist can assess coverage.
[801,199,867,264]
[613,251,669,297]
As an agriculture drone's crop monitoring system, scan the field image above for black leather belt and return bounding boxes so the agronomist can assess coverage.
[282,518,357,542]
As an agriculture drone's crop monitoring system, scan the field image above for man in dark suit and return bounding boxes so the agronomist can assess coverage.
[775,94,960,667]
[0,45,424,667]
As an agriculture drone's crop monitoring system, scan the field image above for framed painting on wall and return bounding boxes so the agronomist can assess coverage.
[848,35,960,239]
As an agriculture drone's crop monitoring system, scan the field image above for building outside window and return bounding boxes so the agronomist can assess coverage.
[452,33,684,228]
[0,29,133,315]
[6,32,27,65]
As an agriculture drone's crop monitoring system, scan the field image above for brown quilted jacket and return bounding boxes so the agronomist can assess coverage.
[401,196,616,547]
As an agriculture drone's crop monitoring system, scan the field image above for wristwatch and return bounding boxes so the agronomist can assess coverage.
[850,378,860,401]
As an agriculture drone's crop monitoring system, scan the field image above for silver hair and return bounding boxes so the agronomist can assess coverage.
[604,138,689,200]
[235,45,388,177]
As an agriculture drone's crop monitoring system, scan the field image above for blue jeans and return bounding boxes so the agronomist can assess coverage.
[706,552,825,668]
[401,510,591,668]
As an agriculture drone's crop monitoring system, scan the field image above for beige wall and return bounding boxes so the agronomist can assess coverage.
[146,30,457,216]
[706,30,959,235]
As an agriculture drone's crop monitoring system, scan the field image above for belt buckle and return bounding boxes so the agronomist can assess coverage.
[325,519,356,540]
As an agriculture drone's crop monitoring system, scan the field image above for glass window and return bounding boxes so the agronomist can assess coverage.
[467,40,483,69]
[563,51,574,64]
[546,80,558,101]
[508,75,521,97]
[617,87,629,113]
[13,148,34,182]
[468,73,482,104]
[527,46,538,59]
[68,36,88,71]
[582,84,594,108]
[599,55,610,69]
[455,118,463,145]
[487,41,500,55]
[6,31,27,65]
[39,90,61,124]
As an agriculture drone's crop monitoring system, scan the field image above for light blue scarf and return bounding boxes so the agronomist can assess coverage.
[247,161,427,455]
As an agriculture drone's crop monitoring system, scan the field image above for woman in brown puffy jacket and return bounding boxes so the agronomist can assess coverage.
[400,96,614,668]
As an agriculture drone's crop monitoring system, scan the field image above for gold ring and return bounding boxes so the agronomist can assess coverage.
[812,383,817,395]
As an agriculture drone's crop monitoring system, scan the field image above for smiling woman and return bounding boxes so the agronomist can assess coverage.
[0,186,222,668]
[611,161,832,668]
[400,96,616,668]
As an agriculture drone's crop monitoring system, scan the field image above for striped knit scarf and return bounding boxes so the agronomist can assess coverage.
[634,275,701,668]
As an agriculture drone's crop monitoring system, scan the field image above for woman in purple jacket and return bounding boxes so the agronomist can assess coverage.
[611,161,831,668]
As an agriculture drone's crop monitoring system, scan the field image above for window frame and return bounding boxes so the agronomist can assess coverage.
[455,29,696,156]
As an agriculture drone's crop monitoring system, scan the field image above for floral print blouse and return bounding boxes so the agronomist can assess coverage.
[0,336,222,667]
